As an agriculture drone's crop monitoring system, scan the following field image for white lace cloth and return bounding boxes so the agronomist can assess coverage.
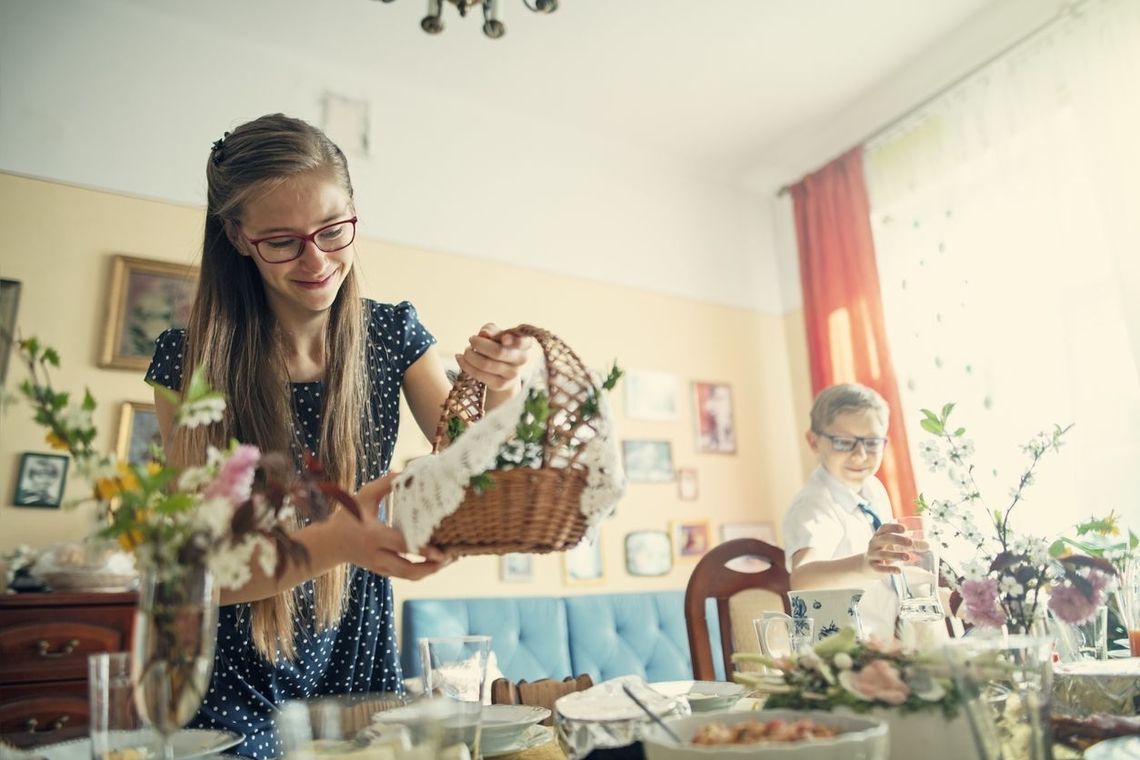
[391,369,626,553]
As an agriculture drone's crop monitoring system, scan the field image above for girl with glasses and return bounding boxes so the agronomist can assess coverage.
[146,113,532,758]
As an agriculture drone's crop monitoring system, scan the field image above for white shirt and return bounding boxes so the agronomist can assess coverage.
[781,466,899,640]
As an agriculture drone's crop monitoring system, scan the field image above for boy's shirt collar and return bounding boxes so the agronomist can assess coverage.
[812,465,875,516]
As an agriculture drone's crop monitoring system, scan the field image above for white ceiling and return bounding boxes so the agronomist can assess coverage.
[120,0,1029,179]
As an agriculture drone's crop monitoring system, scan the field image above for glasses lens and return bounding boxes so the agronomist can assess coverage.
[829,436,856,452]
[257,236,303,263]
[863,438,885,453]
[313,220,356,252]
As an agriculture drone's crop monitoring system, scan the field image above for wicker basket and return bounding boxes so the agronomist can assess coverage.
[419,324,606,557]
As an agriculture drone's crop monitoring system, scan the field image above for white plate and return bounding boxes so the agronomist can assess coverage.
[34,729,243,760]
[1115,638,1130,647]
[1084,735,1140,759]
[483,724,553,758]
[1108,649,1132,659]
[650,681,747,712]
[480,704,551,741]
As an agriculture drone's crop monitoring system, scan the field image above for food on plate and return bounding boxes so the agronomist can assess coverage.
[691,718,840,745]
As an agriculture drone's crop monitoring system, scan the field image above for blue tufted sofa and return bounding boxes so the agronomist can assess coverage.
[401,591,723,684]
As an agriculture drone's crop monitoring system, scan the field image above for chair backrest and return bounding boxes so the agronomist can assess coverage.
[684,538,790,681]
[489,674,594,725]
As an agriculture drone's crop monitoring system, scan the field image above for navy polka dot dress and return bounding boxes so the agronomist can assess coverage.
[146,300,436,758]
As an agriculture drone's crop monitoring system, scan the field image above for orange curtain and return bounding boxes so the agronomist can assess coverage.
[790,146,917,516]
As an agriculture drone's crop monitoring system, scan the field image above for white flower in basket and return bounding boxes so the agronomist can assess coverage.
[389,325,626,556]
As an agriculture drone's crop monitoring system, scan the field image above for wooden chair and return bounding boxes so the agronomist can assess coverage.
[490,674,594,725]
[684,538,790,681]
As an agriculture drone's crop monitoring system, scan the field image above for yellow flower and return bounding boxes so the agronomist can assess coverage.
[117,529,143,551]
[45,432,69,451]
[95,477,121,500]
[146,462,162,477]
[116,463,140,493]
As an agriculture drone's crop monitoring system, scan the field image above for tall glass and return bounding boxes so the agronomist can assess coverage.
[132,566,218,760]
[894,515,945,622]
[89,652,145,760]
[944,635,1054,760]
[420,635,491,758]
[1112,560,1140,656]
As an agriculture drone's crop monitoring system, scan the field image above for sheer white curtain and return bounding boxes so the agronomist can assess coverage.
[865,0,1140,541]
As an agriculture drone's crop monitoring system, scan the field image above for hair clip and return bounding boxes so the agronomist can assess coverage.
[210,131,231,166]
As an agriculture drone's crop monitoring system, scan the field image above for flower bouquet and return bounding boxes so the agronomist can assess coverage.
[914,404,1116,634]
[14,337,357,756]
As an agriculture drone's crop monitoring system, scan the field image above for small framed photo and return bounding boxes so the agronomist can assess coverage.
[693,381,736,454]
[677,468,698,501]
[13,453,69,508]
[673,520,712,560]
[624,530,672,577]
[622,440,674,483]
[563,535,605,585]
[500,553,534,583]
[100,255,198,371]
[623,369,680,421]
[720,522,777,572]
[116,402,162,466]
[0,278,21,386]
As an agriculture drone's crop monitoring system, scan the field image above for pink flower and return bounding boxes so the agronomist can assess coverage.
[961,577,1007,628]
[1048,570,1110,624]
[842,659,910,705]
[205,444,260,505]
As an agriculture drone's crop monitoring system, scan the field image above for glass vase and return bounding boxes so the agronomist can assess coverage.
[131,566,219,760]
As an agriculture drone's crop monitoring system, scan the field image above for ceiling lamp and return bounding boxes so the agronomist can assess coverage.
[376,0,557,39]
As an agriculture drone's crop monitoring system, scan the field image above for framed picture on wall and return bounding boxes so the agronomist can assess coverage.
[624,530,672,577]
[622,440,674,483]
[693,381,736,454]
[500,553,534,583]
[0,278,21,386]
[677,468,699,501]
[673,520,712,560]
[623,369,680,421]
[563,535,605,585]
[116,402,162,467]
[13,452,69,508]
[100,255,199,371]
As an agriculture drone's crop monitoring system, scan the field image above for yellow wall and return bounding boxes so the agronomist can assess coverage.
[0,172,813,601]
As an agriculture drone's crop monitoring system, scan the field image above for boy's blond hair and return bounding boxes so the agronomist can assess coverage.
[809,384,889,433]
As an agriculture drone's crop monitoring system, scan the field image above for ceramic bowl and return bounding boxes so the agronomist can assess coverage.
[641,709,888,760]
[651,681,748,713]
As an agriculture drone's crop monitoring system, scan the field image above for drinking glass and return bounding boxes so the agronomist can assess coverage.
[277,693,428,759]
[89,652,146,760]
[1112,563,1140,656]
[894,515,945,622]
[754,615,814,657]
[944,635,1054,760]
[420,635,491,758]
[1050,605,1108,661]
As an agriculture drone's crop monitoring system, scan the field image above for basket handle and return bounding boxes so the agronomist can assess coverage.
[430,324,597,465]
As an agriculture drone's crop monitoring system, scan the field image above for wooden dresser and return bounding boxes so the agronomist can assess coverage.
[0,591,136,748]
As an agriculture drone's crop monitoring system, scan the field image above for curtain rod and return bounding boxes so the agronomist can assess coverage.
[775,0,1085,198]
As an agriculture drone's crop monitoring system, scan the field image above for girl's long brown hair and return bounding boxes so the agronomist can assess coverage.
[170,114,371,661]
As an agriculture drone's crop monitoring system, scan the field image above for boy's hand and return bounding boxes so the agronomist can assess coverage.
[863,523,913,574]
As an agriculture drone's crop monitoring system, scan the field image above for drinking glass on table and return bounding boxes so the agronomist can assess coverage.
[89,652,147,760]
[893,515,946,623]
[420,635,491,758]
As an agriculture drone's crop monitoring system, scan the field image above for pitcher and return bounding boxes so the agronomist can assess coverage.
[787,588,865,642]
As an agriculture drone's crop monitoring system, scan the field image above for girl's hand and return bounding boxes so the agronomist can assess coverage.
[331,474,448,580]
[456,323,534,393]
[863,523,913,575]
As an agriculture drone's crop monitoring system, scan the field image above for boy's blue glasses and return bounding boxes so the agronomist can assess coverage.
[818,432,888,453]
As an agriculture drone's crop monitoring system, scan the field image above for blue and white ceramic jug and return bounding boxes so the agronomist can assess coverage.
[786,588,865,642]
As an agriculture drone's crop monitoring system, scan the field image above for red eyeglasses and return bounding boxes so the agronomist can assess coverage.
[241,216,358,264]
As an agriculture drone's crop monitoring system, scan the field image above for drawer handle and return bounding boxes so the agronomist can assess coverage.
[35,639,80,658]
[24,715,70,734]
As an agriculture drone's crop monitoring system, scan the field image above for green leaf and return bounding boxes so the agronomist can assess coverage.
[920,418,943,435]
[953,427,966,437]
[184,366,210,403]
[1048,539,1067,558]
[82,389,97,412]
[941,402,955,420]
[601,362,623,391]
[42,347,60,367]
[152,384,180,406]
[1131,530,1139,551]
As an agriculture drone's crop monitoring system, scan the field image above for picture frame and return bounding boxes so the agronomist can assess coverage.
[563,534,605,585]
[500,553,534,583]
[720,521,777,572]
[0,278,20,386]
[622,440,675,483]
[623,369,680,421]
[677,467,699,501]
[693,381,736,454]
[673,519,712,560]
[116,402,162,467]
[624,530,672,577]
[13,452,69,508]
[100,255,199,371]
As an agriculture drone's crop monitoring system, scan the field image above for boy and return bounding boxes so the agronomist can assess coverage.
[782,383,911,639]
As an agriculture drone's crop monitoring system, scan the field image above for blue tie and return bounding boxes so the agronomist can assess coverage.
[857,501,882,530]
